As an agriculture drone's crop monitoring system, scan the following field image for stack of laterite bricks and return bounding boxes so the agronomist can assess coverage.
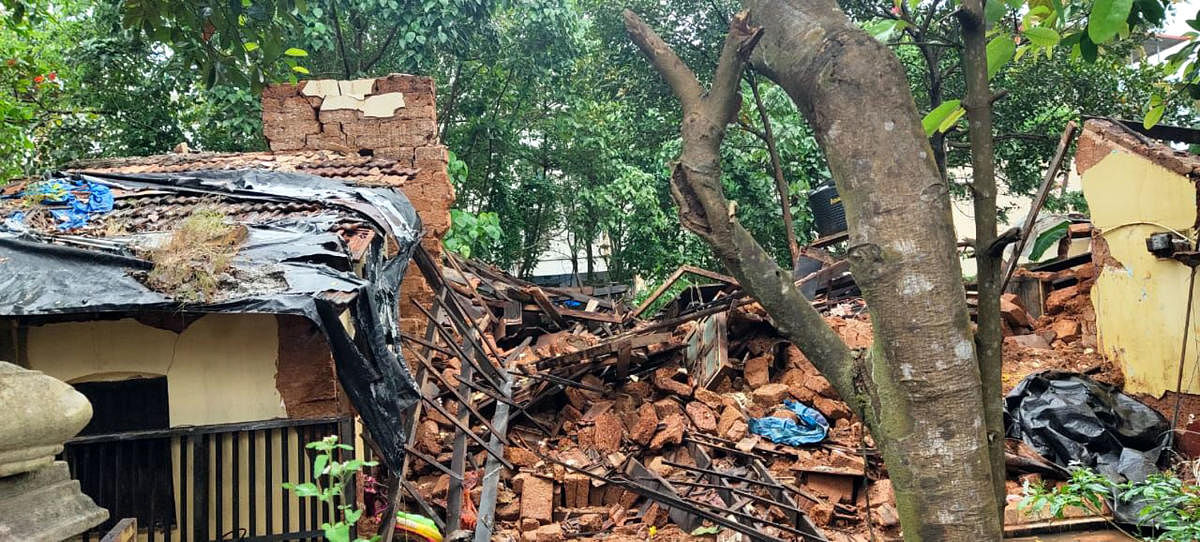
[260,74,453,355]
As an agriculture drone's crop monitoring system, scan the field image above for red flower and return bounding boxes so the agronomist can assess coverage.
[33,75,43,83]
[47,72,56,81]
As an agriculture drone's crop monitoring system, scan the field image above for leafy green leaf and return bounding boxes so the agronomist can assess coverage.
[287,482,320,497]
[1024,26,1060,48]
[313,454,329,478]
[691,526,720,536]
[1029,220,1070,260]
[985,0,1006,24]
[1144,102,1165,129]
[986,35,1016,79]
[1088,0,1134,44]
[864,19,907,42]
[323,522,351,542]
[291,65,309,74]
[937,105,966,133]
[242,41,258,51]
[922,100,961,136]
[283,47,307,57]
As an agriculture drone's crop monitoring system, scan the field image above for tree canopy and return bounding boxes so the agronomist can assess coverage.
[0,0,1195,282]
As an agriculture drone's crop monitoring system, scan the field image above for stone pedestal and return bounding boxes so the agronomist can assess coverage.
[0,361,107,541]
[0,461,108,541]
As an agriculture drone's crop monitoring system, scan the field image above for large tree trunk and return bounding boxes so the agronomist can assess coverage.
[625,1,1003,539]
[957,0,1008,523]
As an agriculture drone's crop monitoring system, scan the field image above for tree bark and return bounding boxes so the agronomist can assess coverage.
[626,2,1003,539]
[957,0,1007,521]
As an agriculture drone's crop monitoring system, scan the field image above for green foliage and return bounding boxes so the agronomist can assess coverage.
[1028,219,1071,260]
[281,435,378,542]
[444,209,501,259]
[923,100,963,135]
[1020,465,1114,518]
[857,0,1191,207]
[0,0,1193,289]
[1021,466,1200,541]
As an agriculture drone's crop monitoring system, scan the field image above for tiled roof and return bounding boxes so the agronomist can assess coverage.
[2,151,412,260]
[66,150,418,186]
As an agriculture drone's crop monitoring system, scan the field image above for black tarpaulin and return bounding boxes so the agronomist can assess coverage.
[0,169,421,472]
[1005,371,1172,523]
[1005,371,1169,483]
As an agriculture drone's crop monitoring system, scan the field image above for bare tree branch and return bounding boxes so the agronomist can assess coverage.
[622,10,704,110]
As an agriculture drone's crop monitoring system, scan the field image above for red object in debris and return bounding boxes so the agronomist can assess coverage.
[460,494,477,530]
[47,72,56,81]
[33,74,43,83]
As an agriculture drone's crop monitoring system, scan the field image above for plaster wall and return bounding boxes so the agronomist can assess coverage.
[22,314,287,426]
[1082,149,1200,396]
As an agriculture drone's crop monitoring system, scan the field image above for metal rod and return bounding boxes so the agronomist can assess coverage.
[1170,265,1199,449]
[660,479,804,512]
[409,348,512,446]
[511,369,607,392]
[411,299,506,393]
[474,361,514,542]
[661,460,785,490]
[403,445,463,481]
[1001,121,1078,292]
[417,393,514,470]
[445,341,475,532]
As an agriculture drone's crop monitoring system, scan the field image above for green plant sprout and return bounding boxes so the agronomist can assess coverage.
[282,435,379,542]
[1020,465,1200,541]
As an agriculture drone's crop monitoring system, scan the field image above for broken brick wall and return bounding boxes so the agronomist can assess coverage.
[260,74,453,359]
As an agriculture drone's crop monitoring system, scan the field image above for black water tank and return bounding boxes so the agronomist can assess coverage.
[809,181,847,237]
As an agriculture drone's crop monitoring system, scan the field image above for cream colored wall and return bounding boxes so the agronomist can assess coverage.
[23,314,287,426]
[951,166,1087,277]
[1082,150,1200,396]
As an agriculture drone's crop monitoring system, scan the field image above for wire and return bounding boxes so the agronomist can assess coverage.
[1100,221,1195,242]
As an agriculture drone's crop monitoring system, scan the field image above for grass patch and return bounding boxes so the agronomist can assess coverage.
[146,207,246,303]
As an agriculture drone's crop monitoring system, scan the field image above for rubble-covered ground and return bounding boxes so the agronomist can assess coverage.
[383,256,1135,542]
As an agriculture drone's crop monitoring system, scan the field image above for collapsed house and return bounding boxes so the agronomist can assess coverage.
[0,71,1193,542]
[0,74,453,541]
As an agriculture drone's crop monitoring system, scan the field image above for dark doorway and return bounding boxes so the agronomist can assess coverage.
[67,375,176,534]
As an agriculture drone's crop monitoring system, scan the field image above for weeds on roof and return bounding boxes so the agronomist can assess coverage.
[146,207,246,303]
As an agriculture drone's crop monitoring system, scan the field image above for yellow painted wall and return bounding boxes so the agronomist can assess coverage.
[1082,150,1200,396]
[23,314,287,425]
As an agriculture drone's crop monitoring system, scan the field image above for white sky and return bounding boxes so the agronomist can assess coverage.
[1163,0,1200,35]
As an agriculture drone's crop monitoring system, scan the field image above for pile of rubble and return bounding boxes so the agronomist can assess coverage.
[378,246,1137,542]
[378,249,892,542]
[999,262,1123,391]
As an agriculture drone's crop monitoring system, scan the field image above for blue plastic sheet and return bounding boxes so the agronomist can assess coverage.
[749,399,830,446]
[7,179,114,230]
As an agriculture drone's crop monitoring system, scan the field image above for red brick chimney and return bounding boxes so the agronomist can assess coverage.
[260,74,454,349]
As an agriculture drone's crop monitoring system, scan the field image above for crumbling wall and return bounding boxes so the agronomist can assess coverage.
[1078,120,1200,396]
[260,75,453,354]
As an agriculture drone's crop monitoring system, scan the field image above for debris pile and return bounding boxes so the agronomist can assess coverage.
[1000,262,1123,391]
[382,245,1146,541]
[382,251,891,542]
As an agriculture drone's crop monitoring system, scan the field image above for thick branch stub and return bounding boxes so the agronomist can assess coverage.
[622,9,704,110]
